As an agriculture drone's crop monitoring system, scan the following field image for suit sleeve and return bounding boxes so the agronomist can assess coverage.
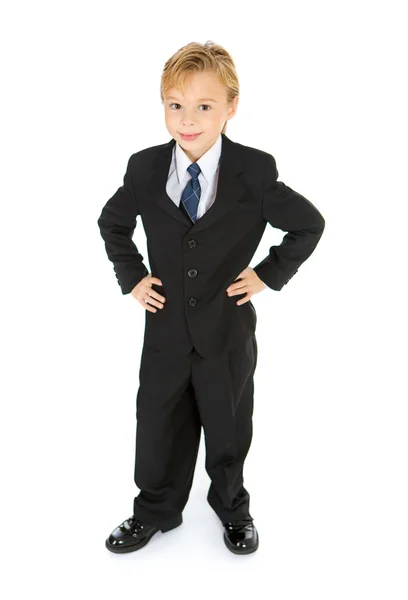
[253,154,325,291]
[97,154,149,295]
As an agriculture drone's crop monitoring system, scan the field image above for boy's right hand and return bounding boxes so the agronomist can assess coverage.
[131,273,166,313]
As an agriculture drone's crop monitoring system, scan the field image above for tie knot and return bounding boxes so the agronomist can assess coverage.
[187,162,201,181]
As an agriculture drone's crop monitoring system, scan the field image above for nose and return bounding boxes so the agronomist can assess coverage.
[181,120,196,128]
[181,109,196,126]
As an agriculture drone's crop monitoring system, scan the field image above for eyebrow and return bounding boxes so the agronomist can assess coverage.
[166,96,218,103]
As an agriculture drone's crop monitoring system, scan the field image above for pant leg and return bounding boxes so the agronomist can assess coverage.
[191,334,258,524]
[132,343,202,530]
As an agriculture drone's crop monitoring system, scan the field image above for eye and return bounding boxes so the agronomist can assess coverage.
[168,103,211,111]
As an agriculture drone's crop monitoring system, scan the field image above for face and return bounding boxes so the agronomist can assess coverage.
[163,70,239,162]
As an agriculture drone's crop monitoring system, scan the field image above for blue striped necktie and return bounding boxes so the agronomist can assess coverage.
[180,163,201,223]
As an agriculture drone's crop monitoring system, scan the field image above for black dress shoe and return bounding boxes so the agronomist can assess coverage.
[223,517,259,554]
[105,515,181,553]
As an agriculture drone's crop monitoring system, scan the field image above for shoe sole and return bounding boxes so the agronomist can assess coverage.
[105,518,182,554]
[223,532,259,555]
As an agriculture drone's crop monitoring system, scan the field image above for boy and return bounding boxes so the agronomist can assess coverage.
[97,41,325,555]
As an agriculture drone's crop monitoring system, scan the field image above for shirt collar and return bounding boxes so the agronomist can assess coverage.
[175,133,222,184]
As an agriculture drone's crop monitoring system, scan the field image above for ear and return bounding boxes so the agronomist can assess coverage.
[228,96,239,119]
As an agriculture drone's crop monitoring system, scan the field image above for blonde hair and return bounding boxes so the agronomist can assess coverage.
[160,40,239,134]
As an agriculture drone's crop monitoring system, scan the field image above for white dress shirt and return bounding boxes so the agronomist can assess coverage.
[165,133,222,217]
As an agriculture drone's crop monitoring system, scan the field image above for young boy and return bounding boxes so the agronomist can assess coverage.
[97,41,325,555]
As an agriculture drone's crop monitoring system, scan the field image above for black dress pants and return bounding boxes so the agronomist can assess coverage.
[132,334,258,531]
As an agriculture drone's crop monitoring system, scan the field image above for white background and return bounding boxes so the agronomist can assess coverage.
[1,0,407,598]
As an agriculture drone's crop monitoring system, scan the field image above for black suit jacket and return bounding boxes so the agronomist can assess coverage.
[97,133,325,358]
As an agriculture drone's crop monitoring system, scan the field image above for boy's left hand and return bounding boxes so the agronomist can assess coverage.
[226,267,267,306]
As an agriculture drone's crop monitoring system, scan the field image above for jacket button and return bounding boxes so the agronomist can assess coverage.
[188,239,196,248]
[188,297,197,306]
[188,269,198,278]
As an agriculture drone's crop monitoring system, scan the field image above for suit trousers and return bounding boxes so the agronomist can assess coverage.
[132,333,258,531]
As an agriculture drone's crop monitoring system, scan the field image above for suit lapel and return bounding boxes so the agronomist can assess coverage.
[147,132,247,233]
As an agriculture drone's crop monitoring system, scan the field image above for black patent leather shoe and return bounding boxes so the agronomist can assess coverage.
[223,517,259,554]
[105,515,181,553]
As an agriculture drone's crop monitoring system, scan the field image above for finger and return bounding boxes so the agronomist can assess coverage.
[143,294,164,309]
[150,276,163,285]
[147,290,166,303]
[236,295,251,306]
[140,282,165,298]
[141,298,157,312]
[145,304,157,312]
[228,283,248,295]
